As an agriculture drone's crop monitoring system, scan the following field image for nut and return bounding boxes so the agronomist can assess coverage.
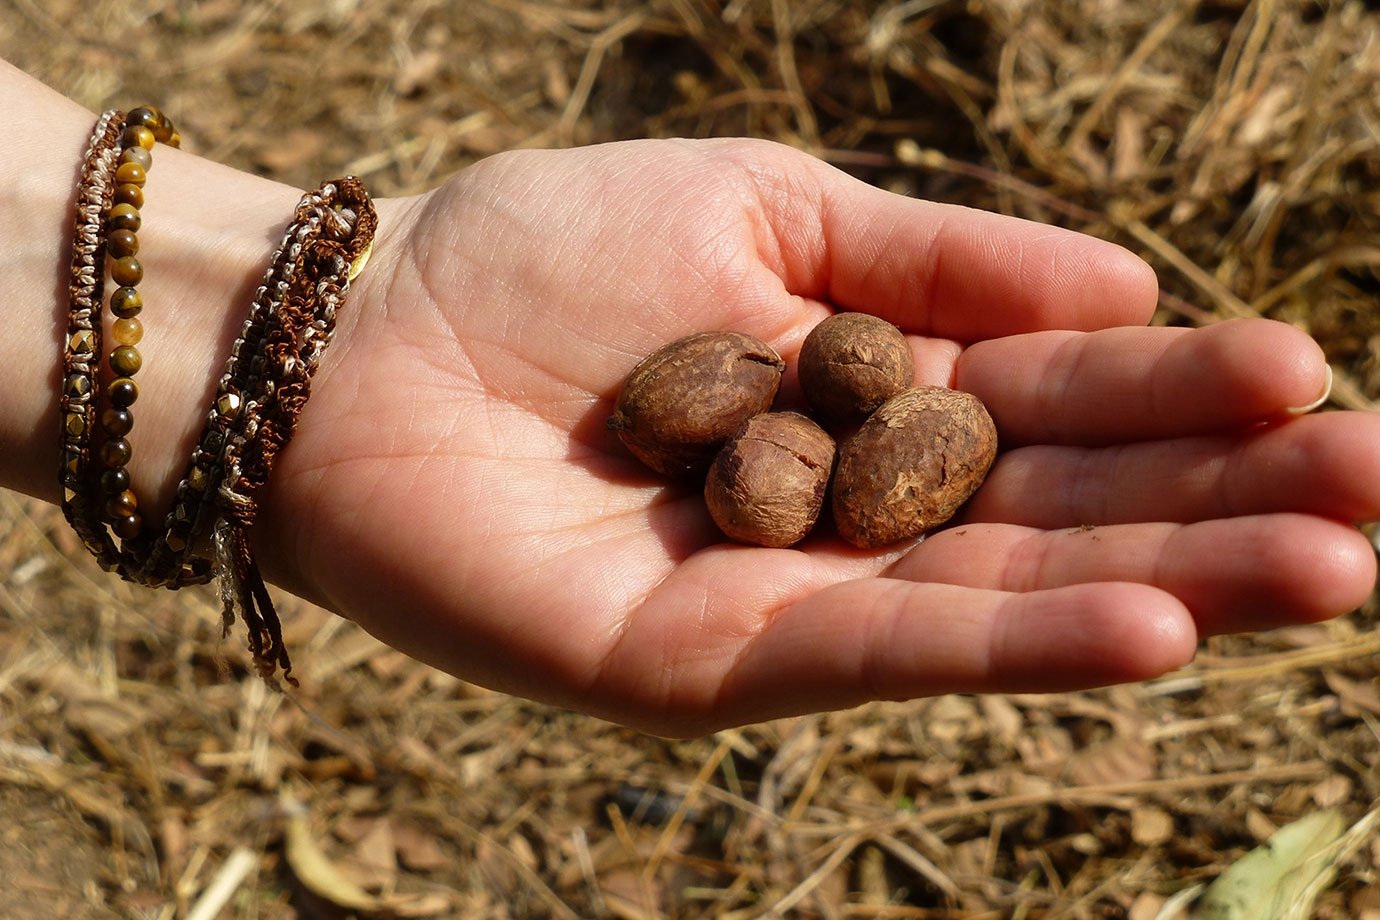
[832,387,997,548]
[704,412,836,547]
[608,331,785,476]
[798,313,914,424]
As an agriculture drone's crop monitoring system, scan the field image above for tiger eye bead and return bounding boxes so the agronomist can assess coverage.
[105,490,138,519]
[113,317,144,345]
[167,129,181,149]
[110,286,143,318]
[108,203,141,232]
[108,228,138,258]
[127,106,163,132]
[120,145,153,171]
[121,124,156,151]
[101,407,133,436]
[109,377,139,407]
[111,256,143,286]
[113,512,143,540]
[100,437,132,468]
[110,345,142,376]
[153,116,175,145]
[115,161,147,187]
[114,183,144,209]
[100,467,131,494]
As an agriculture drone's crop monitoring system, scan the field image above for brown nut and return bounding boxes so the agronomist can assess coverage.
[608,331,785,476]
[705,412,836,547]
[832,387,997,548]
[798,312,914,425]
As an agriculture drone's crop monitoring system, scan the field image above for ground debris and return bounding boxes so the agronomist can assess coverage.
[3,1,1379,916]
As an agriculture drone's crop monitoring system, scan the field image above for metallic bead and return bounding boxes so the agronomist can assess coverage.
[69,328,96,356]
[216,392,242,419]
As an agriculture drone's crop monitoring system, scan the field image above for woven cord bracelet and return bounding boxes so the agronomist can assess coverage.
[156,177,376,682]
[63,108,377,685]
[61,109,127,569]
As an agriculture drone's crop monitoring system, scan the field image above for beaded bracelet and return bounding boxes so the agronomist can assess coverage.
[99,105,181,544]
[64,107,376,684]
[63,106,212,585]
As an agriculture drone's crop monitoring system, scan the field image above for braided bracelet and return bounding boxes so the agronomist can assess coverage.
[146,178,376,682]
[64,108,377,684]
[61,108,126,569]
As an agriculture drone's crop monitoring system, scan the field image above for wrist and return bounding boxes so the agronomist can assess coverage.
[1,59,304,514]
[2,58,421,607]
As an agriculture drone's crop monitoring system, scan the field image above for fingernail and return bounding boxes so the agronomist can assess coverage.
[1286,364,1332,416]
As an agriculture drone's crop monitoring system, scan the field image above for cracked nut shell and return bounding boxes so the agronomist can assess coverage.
[705,412,836,547]
[608,331,785,476]
[832,387,997,548]
[799,312,914,424]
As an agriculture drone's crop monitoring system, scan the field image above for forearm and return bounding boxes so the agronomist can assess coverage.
[2,60,315,511]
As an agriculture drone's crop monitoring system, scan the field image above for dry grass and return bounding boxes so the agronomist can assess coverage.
[2,0,1380,917]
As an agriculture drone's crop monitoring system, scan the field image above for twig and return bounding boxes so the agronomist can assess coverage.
[1066,0,1199,152]
[1112,211,1258,319]
[795,761,1330,838]
[762,833,867,917]
[771,0,820,149]
[892,142,1103,223]
[558,12,649,145]
[186,847,258,920]
[1173,629,1380,685]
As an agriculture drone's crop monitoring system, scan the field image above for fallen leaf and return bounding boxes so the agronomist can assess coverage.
[1310,774,1353,809]
[1192,809,1345,920]
[1324,671,1380,717]
[1017,727,1074,778]
[1271,625,1338,649]
[387,892,456,917]
[282,792,383,913]
[1066,737,1157,786]
[394,821,450,872]
[341,818,397,891]
[1130,892,1166,920]
[1153,885,1201,920]
[1131,806,1175,846]
[1246,808,1278,843]
[980,695,1024,746]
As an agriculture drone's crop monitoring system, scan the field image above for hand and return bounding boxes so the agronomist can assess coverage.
[258,138,1380,735]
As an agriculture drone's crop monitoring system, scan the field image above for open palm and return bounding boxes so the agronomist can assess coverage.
[259,139,1378,734]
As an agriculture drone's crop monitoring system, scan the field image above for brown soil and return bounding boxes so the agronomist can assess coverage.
[3,1,1379,917]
